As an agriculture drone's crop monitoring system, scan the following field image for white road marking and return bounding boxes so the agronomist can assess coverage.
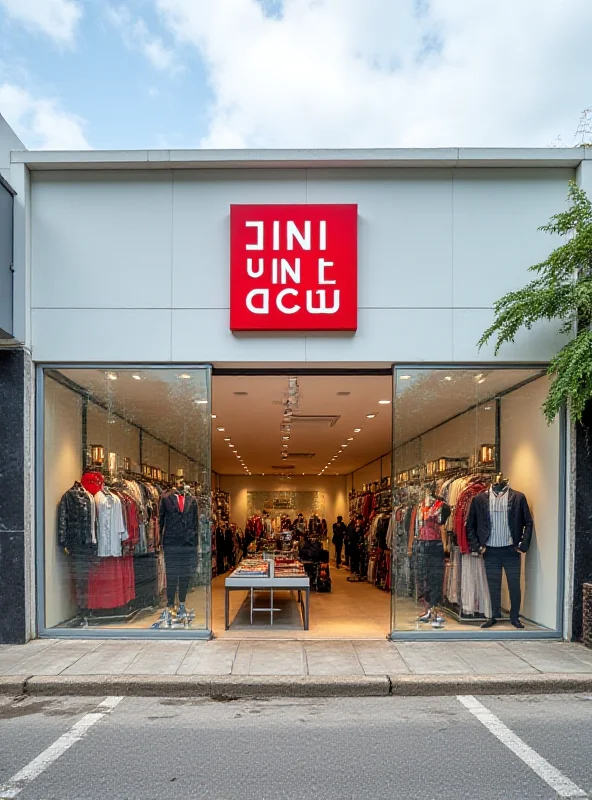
[0,696,123,799]
[457,695,588,799]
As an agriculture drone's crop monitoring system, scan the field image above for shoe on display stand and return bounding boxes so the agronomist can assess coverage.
[418,609,432,623]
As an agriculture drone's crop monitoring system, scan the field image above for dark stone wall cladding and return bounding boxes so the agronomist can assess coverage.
[0,348,26,643]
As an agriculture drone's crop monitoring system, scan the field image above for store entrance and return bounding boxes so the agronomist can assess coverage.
[211,371,393,638]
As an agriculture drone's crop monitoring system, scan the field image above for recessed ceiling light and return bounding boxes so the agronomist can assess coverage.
[224,437,231,441]
[378,399,391,405]
[228,443,234,448]
[484,406,492,411]
[475,374,484,381]
[194,399,208,405]
[444,376,452,381]
[106,372,118,381]
[217,427,225,432]
[354,428,361,433]
[282,436,290,441]
[282,444,288,448]
[178,374,191,380]
[347,437,353,441]
[341,444,348,448]
[478,378,486,384]
[366,414,376,419]
[399,375,411,381]
[132,374,141,381]
[233,450,237,453]
[338,449,342,453]
[211,414,217,419]
[318,473,322,476]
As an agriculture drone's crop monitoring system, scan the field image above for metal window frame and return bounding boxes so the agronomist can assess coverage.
[388,362,566,642]
[35,363,214,641]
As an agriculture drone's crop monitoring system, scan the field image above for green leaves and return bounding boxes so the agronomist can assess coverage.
[479,180,592,423]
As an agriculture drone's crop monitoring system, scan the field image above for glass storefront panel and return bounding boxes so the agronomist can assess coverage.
[391,367,561,635]
[42,367,211,632]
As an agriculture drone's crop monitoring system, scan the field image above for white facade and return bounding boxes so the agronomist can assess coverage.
[7,147,591,365]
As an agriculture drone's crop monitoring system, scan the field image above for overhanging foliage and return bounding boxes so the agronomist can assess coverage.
[478,180,592,423]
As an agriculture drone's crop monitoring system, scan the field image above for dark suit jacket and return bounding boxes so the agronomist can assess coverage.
[159,493,198,547]
[466,489,533,553]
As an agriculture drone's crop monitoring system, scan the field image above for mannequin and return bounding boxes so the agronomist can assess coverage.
[466,473,533,629]
[415,487,451,627]
[157,477,198,625]
[309,513,322,537]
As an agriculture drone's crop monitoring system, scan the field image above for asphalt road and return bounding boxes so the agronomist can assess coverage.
[0,693,591,799]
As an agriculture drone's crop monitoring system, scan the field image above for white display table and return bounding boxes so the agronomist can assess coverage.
[224,573,310,630]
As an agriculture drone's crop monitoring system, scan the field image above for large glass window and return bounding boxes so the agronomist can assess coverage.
[42,367,211,633]
[391,367,562,635]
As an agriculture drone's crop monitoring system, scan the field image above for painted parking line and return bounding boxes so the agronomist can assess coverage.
[0,696,123,799]
[457,695,588,799]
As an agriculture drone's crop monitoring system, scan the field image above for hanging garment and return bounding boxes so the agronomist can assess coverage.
[94,490,128,558]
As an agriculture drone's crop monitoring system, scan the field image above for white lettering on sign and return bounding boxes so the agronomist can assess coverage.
[246,288,269,314]
[318,258,335,285]
[244,220,327,252]
[306,289,340,314]
[245,221,264,250]
[277,288,300,314]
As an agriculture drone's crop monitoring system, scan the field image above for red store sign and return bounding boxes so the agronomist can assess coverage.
[230,204,358,331]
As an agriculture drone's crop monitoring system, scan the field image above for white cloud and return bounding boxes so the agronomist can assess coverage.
[106,5,179,73]
[0,84,90,149]
[155,0,592,148]
[0,0,81,44]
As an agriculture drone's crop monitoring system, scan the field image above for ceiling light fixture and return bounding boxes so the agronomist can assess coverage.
[478,378,486,384]
[354,428,361,433]
[178,374,191,380]
[475,374,484,381]
[341,444,348,448]
[366,414,376,419]
[132,374,141,381]
[347,438,353,441]
[444,376,452,381]
[484,406,492,411]
[194,399,208,405]
[211,414,217,419]
[282,436,290,441]
[224,438,231,441]
[106,372,118,381]
[217,427,225,432]
[378,399,391,405]
[399,375,411,380]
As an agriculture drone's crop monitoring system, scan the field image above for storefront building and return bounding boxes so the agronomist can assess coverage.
[2,124,592,643]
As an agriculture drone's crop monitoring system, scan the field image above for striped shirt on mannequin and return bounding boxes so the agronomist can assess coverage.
[487,486,513,547]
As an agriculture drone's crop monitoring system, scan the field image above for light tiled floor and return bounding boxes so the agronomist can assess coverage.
[1,639,592,677]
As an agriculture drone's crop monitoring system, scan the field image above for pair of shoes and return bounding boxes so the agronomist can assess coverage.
[418,610,432,623]
[511,618,525,629]
[176,603,187,621]
[481,618,497,629]
[152,609,172,628]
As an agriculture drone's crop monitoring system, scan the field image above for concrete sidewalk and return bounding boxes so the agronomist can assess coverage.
[1,639,592,697]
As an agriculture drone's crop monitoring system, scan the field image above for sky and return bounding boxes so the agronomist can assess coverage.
[0,0,592,151]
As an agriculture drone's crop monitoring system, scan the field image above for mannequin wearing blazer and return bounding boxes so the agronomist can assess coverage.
[159,488,198,608]
[466,485,533,628]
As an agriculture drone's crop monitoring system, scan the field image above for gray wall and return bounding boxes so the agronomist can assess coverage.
[29,166,572,364]
[0,181,13,337]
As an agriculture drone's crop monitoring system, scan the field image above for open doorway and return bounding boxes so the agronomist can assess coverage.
[211,372,393,638]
